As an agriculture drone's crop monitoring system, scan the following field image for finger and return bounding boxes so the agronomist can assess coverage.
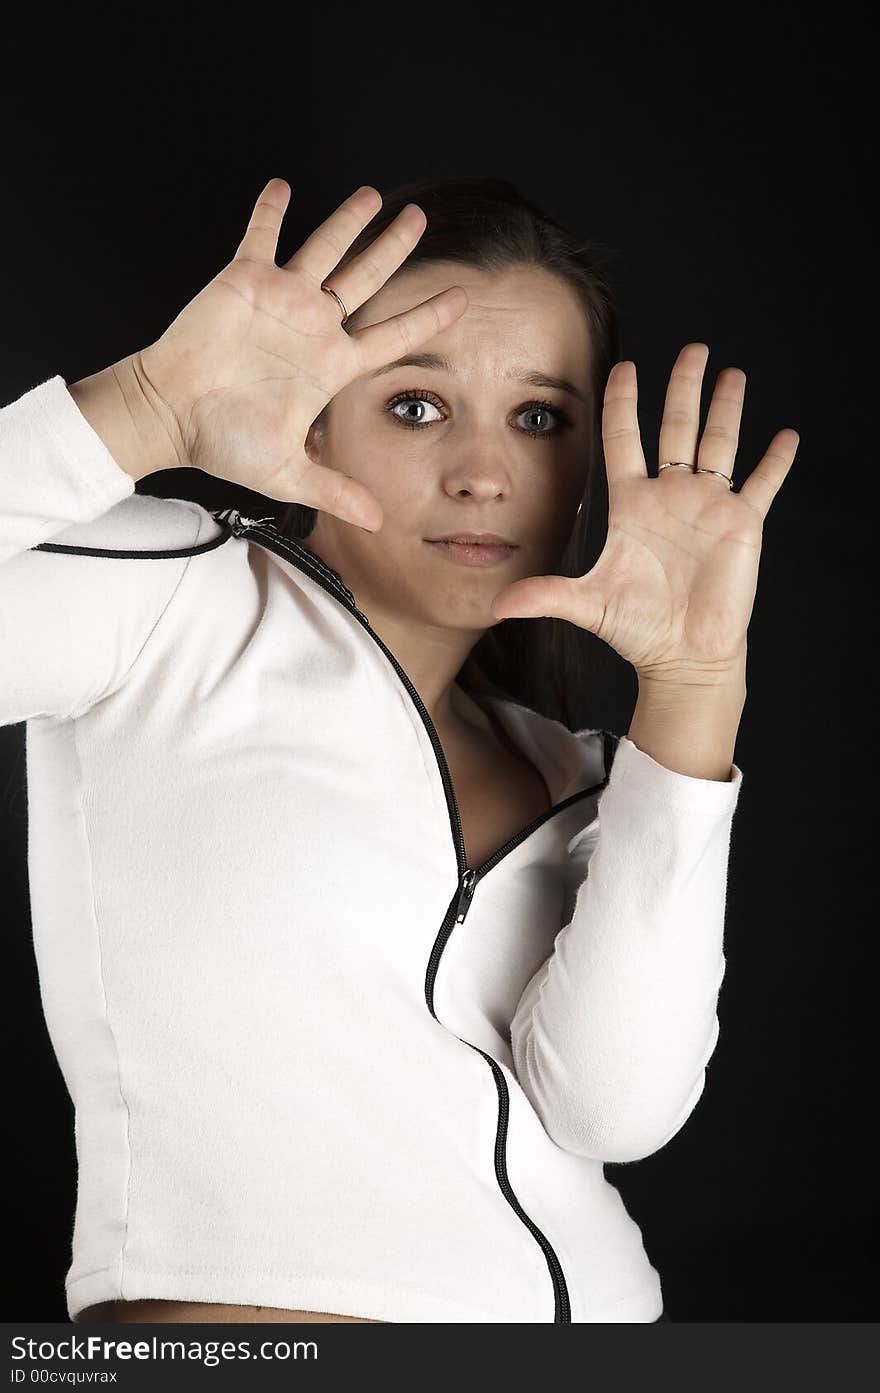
[736,429,800,523]
[286,185,384,285]
[304,204,430,318]
[349,285,469,374]
[492,573,588,626]
[696,364,746,482]
[657,343,709,476]
[601,361,647,482]
[234,177,293,265]
[275,456,385,533]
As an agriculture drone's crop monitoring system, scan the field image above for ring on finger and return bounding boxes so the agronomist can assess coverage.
[321,283,349,327]
[659,460,733,489]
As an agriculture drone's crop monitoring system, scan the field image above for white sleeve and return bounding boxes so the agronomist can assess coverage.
[509,730,744,1164]
[0,374,207,725]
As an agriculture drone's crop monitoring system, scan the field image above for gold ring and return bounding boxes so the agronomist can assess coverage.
[659,460,732,489]
[321,283,349,327]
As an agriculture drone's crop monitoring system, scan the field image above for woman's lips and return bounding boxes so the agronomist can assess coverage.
[424,539,517,567]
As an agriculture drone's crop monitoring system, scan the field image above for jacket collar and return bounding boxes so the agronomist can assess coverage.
[471,693,606,810]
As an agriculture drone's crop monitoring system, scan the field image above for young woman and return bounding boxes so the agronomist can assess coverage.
[0,175,797,1324]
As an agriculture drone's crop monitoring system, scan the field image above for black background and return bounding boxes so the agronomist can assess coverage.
[0,5,874,1322]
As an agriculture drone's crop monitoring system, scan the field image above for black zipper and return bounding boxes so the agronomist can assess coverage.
[212,505,618,1324]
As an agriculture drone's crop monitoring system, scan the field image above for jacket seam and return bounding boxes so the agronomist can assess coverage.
[71,715,134,1297]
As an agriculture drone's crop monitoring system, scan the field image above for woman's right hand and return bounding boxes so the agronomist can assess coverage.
[134,179,468,531]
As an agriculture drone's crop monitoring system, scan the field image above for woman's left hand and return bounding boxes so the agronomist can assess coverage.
[490,343,800,686]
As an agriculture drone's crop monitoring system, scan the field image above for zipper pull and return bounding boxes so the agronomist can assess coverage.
[221,509,278,537]
[454,868,477,924]
[222,508,246,536]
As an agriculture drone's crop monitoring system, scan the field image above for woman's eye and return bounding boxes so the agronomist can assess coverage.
[388,395,444,428]
[515,405,560,437]
[386,391,569,438]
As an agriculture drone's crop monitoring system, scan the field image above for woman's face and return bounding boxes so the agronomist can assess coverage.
[305,260,594,634]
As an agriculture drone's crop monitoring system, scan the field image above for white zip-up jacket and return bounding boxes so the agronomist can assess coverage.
[1,374,744,1324]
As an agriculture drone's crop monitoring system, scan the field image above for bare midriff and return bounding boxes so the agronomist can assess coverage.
[78,1299,385,1323]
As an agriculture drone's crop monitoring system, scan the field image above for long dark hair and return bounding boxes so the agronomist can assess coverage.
[278,175,622,730]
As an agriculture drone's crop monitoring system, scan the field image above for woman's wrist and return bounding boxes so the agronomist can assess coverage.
[66,352,187,482]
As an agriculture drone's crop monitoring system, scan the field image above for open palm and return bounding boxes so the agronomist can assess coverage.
[491,343,800,682]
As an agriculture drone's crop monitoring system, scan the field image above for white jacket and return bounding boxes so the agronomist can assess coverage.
[1,374,744,1323]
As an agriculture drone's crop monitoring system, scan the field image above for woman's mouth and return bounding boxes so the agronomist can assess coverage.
[424,539,517,567]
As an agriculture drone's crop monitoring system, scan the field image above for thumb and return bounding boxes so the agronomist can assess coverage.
[492,574,605,632]
[283,456,385,533]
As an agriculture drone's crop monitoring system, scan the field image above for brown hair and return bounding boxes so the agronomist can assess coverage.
[278,174,622,730]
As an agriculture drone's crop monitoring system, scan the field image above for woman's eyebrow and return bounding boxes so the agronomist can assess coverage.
[368,351,587,405]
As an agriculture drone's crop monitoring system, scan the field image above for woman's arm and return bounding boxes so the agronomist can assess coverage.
[65,353,185,484]
[627,663,746,781]
[499,341,792,1164]
[0,373,204,726]
[508,688,744,1164]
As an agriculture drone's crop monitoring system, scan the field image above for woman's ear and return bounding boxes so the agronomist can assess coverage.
[304,404,331,465]
[304,419,324,465]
